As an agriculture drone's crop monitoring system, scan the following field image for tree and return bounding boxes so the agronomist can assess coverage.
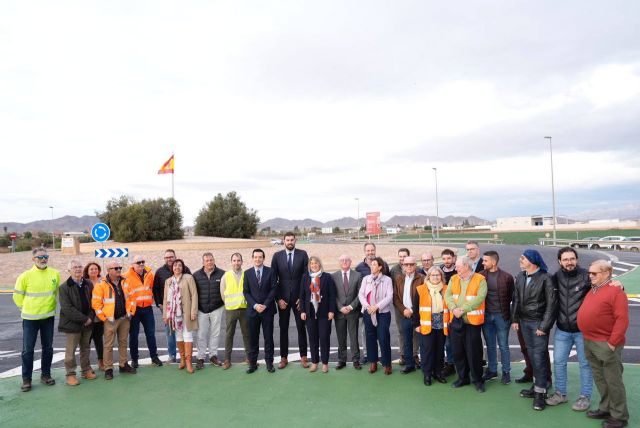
[194,192,259,238]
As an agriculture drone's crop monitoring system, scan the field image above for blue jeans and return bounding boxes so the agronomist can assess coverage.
[165,322,176,358]
[482,311,511,374]
[520,320,550,392]
[445,336,454,364]
[401,316,415,369]
[363,312,391,366]
[554,328,593,397]
[22,317,54,380]
[129,306,158,360]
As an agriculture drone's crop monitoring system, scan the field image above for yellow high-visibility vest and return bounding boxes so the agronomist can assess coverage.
[13,266,60,320]
[449,273,485,325]
[223,271,247,310]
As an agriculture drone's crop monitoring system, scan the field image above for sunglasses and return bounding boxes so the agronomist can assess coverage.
[109,267,123,271]
[588,271,601,276]
[35,255,49,260]
[135,261,145,265]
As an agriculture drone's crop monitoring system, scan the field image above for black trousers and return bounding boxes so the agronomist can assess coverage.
[248,313,274,365]
[420,329,446,378]
[450,322,483,384]
[306,309,332,364]
[278,303,307,358]
[91,321,104,360]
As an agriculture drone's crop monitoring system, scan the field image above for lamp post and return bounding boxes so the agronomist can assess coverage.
[49,206,54,250]
[544,136,557,245]
[433,168,440,240]
[355,197,360,240]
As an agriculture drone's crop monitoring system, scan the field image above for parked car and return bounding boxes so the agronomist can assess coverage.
[591,235,626,250]
[570,237,600,249]
[621,237,640,252]
[270,238,283,246]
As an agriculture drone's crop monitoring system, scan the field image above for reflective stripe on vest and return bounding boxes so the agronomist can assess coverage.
[223,272,247,310]
[417,285,448,336]
[13,289,26,295]
[21,309,56,320]
[136,295,153,301]
[25,291,55,297]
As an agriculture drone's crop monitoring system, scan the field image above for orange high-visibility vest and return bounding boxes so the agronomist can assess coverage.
[417,284,449,336]
[449,273,485,325]
[91,277,136,321]
[124,266,155,309]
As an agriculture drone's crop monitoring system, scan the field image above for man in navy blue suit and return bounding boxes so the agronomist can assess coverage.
[243,249,277,374]
[271,232,309,369]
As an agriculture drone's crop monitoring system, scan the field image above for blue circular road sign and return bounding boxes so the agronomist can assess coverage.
[91,223,110,242]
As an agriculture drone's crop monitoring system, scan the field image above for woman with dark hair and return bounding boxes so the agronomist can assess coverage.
[163,259,198,373]
[358,257,394,375]
[84,262,105,371]
[300,256,336,373]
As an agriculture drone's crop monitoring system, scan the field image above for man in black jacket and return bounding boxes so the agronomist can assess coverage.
[59,259,97,386]
[153,249,191,363]
[511,249,557,411]
[545,247,593,411]
[271,232,309,369]
[193,252,225,369]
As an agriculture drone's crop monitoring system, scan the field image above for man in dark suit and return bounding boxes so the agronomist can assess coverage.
[243,249,277,374]
[271,232,309,369]
[331,255,363,370]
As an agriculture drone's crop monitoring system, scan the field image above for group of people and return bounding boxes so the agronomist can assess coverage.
[13,236,630,427]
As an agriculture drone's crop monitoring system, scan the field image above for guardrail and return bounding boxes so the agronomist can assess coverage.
[390,237,505,245]
[538,238,626,250]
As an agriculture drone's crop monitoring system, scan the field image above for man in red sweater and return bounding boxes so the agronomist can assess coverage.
[577,260,629,428]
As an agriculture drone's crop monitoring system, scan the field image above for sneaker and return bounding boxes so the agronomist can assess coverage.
[482,370,498,381]
[571,395,590,412]
[119,363,137,374]
[533,392,547,411]
[21,379,32,392]
[196,359,205,370]
[169,355,177,363]
[105,369,114,380]
[501,372,511,385]
[545,391,568,406]
[66,375,80,386]
[40,375,55,386]
[151,356,163,367]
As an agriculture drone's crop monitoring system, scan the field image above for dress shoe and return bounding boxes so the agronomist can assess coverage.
[501,372,511,385]
[266,363,275,373]
[423,376,432,386]
[278,358,288,369]
[81,370,97,380]
[414,355,421,369]
[475,382,486,393]
[400,367,416,374]
[40,375,55,386]
[452,379,470,388]
[434,374,447,384]
[210,356,222,367]
[481,359,487,367]
[384,366,392,375]
[322,364,329,373]
[21,379,31,392]
[309,364,318,373]
[533,392,547,411]
[353,361,362,370]
[119,363,137,374]
[586,409,611,420]
[300,356,310,368]
[520,386,535,398]
[196,359,205,370]
[369,363,378,374]
[151,357,163,367]
[398,356,406,366]
[223,360,231,370]
[131,359,139,369]
[515,374,533,384]
[482,370,498,381]
[105,369,114,380]
[246,365,257,374]
[66,375,80,386]
[336,362,347,370]
[603,418,628,428]
[442,363,456,377]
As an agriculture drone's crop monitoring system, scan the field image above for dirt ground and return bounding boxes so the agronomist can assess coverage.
[0,238,447,286]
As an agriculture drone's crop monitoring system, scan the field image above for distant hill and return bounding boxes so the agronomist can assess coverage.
[0,215,99,234]
[259,214,490,231]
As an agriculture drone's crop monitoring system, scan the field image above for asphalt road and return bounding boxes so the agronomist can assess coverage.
[1,244,638,376]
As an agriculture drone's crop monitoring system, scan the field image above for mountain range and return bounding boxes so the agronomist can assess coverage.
[258,215,491,231]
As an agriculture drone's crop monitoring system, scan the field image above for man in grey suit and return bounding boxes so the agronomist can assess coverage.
[331,255,363,370]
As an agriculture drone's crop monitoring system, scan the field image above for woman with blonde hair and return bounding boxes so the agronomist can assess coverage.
[163,259,198,373]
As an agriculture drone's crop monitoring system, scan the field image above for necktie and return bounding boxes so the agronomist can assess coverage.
[343,272,349,295]
[256,269,261,287]
[287,252,293,273]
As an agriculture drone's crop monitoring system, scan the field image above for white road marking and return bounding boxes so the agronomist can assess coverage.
[616,261,639,267]
[613,267,629,272]
[0,351,66,379]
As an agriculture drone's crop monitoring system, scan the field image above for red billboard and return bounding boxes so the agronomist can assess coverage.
[366,212,381,235]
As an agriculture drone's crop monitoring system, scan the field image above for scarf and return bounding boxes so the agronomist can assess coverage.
[367,274,383,326]
[426,280,444,313]
[167,276,183,332]
[309,270,322,318]
[523,249,548,273]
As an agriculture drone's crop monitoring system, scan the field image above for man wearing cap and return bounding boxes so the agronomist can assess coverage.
[125,255,162,368]
[511,249,557,411]
[13,247,61,392]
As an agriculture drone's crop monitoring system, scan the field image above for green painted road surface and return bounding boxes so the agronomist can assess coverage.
[393,230,640,245]
[619,266,640,296]
[1,363,638,428]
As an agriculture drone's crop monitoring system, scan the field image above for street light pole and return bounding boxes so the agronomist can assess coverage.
[544,136,557,245]
[355,198,360,240]
[49,206,54,250]
[433,168,440,240]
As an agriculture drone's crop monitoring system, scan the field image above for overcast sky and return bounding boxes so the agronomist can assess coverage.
[1,1,639,225]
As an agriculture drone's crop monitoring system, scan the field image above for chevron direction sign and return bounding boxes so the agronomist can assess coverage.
[95,248,129,258]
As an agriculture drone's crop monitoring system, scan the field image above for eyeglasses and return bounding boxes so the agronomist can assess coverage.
[35,255,49,260]
[135,261,145,265]
[164,256,175,260]
[71,265,83,269]
[109,267,123,271]
[403,263,416,267]
[588,271,601,276]
[422,259,433,263]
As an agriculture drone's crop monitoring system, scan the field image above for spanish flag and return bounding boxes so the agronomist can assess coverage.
[158,155,174,174]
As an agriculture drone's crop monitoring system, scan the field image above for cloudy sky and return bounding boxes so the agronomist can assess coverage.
[1,1,639,225]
